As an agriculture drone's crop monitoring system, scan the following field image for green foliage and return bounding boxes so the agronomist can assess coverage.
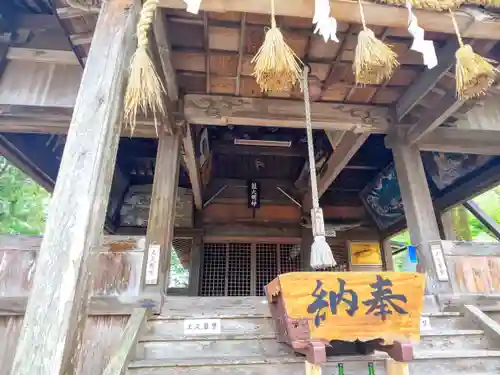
[0,157,50,235]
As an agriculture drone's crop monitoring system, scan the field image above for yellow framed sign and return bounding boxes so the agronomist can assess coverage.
[266,272,425,343]
[349,241,382,266]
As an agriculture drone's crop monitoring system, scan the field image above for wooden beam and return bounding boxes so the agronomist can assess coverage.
[143,131,181,296]
[395,40,459,121]
[326,130,346,149]
[70,32,93,46]
[158,0,500,40]
[9,1,139,374]
[181,124,203,210]
[184,94,390,132]
[212,142,306,157]
[391,140,441,247]
[411,127,500,155]
[463,200,500,240]
[153,9,178,102]
[102,308,149,375]
[7,47,80,65]
[391,138,448,294]
[405,93,465,145]
[303,131,370,211]
[0,105,158,138]
[435,162,500,210]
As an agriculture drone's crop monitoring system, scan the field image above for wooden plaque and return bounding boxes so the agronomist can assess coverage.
[266,272,425,343]
[348,241,382,266]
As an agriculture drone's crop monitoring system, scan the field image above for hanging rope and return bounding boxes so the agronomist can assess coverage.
[124,0,165,135]
[303,66,336,270]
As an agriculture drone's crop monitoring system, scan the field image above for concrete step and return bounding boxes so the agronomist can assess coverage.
[146,312,468,340]
[137,330,487,360]
[128,350,500,375]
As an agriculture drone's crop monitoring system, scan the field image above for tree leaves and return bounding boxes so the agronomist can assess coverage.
[0,156,49,235]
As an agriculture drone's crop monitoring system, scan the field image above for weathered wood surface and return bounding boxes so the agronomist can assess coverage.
[181,124,203,210]
[462,305,500,346]
[447,256,500,294]
[120,185,193,228]
[10,1,140,374]
[143,131,181,296]
[268,272,425,343]
[457,92,500,131]
[128,352,500,374]
[157,0,500,40]
[0,236,145,297]
[184,94,391,133]
[395,40,459,121]
[442,240,500,257]
[412,128,500,156]
[303,131,369,210]
[0,60,81,107]
[1,315,129,375]
[102,308,149,375]
[391,140,446,294]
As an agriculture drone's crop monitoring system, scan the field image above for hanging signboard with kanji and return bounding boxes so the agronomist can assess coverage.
[247,180,261,209]
[266,272,425,343]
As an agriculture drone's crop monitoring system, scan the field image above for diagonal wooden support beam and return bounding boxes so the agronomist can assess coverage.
[303,131,369,211]
[153,9,178,102]
[9,1,139,374]
[181,123,203,210]
[405,92,465,145]
[395,40,459,121]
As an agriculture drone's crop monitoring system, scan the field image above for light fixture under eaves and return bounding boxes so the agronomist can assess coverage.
[233,139,292,147]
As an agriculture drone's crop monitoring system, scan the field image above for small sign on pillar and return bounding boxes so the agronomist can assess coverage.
[247,180,261,209]
[146,244,161,285]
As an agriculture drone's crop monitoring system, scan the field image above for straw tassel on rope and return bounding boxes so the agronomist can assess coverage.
[449,10,497,99]
[124,0,165,134]
[354,0,399,85]
[303,66,336,270]
[251,0,303,92]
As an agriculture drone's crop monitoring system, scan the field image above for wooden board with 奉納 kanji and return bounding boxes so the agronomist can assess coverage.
[266,272,425,344]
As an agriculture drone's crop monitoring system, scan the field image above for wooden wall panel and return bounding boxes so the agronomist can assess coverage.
[448,256,500,294]
[0,60,81,107]
[0,236,145,298]
[0,315,127,375]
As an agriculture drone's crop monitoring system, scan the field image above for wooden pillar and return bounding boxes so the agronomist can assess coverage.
[392,141,441,246]
[440,210,457,241]
[391,140,450,294]
[142,130,181,301]
[10,2,139,375]
[300,226,313,271]
[381,238,395,271]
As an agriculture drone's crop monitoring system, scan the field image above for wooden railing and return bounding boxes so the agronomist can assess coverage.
[102,308,149,375]
[0,235,160,315]
[418,240,500,310]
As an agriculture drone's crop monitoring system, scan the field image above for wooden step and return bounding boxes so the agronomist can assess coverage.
[136,330,487,360]
[146,312,467,340]
[128,350,500,375]
[158,295,442,319]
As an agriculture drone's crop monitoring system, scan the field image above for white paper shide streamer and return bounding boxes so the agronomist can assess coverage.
[184,0,202,14]
[313,0,339,43]
[407,1,437,69]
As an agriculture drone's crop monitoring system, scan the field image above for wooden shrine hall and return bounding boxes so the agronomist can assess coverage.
[3,0,500,375]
